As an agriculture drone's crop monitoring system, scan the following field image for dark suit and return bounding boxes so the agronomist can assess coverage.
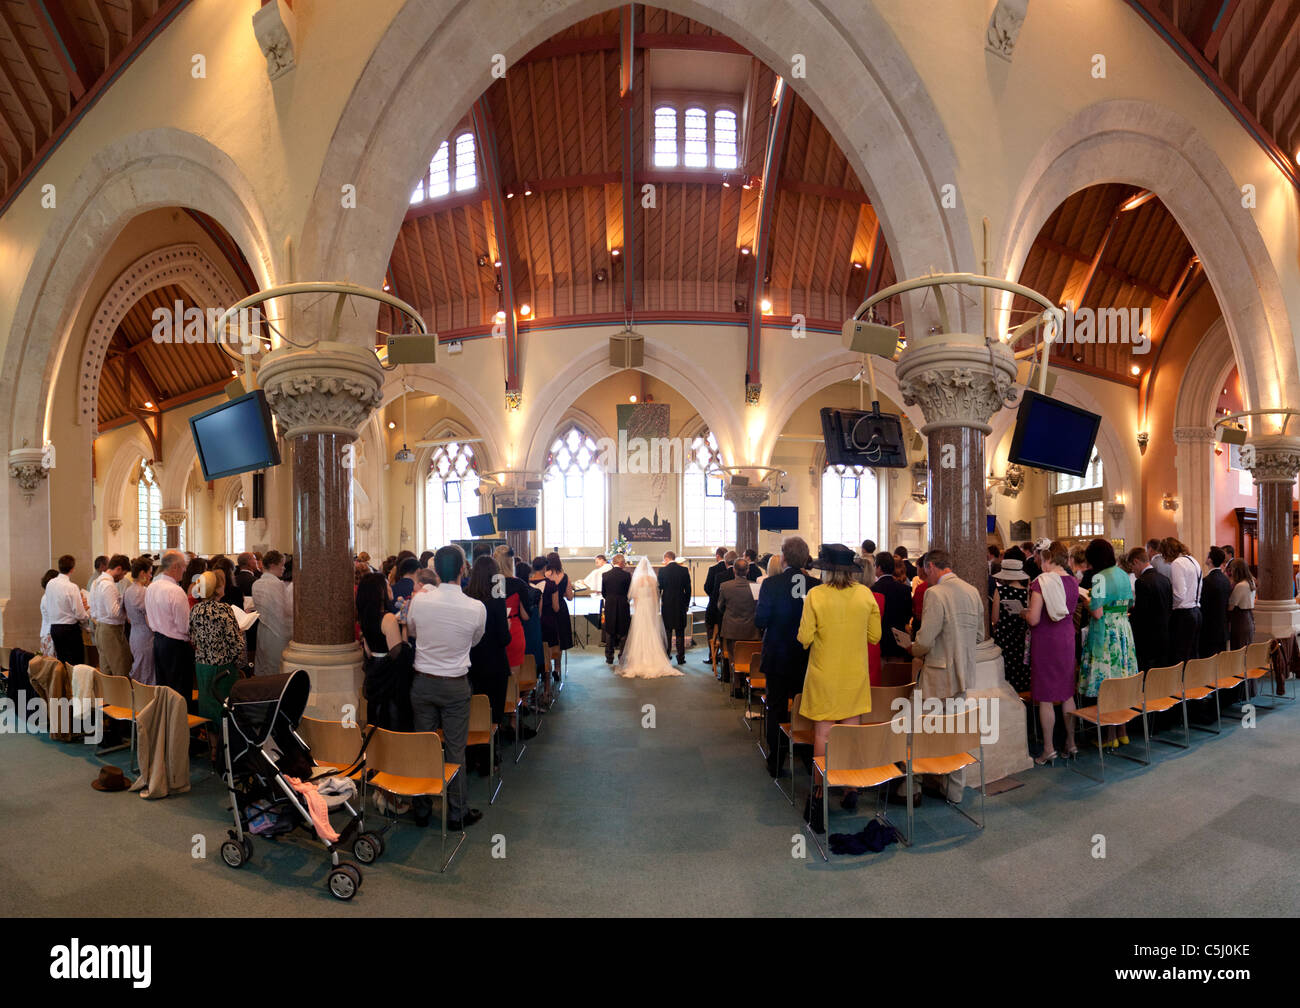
[1199,569,1231,658]
[235,567,260,655]
[744,563,760,582]
[703,560,731,652]
[657,562,692,662]
[755,568,810,775]
[873,574,914,659]
[601,565,633,663]
[1130,567,1172,672]
[469,597,511,725]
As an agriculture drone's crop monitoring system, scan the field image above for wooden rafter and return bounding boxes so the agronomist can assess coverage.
[619,3,636,316]
[1193,0,1241,62]
[745,76,792,392]
[1242,0,1300,108]
[31,0,97,100]
[471,95,519,392]
[0,4,59,133]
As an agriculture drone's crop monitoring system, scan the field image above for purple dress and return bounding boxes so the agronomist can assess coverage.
[123,582,155,685]
[1028,574,1078,703]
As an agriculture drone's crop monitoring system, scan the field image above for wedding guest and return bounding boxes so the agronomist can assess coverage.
[190,569,245,724]
[391,556,420,613]
[124,559,155,684]
[894,545,917,581]
[1227,559,1256,651]
[910,552,930,636]
[1199,546,1231,658]
[1145,538,1171,579]
[742,548,761,582]
[1165,538,1202,665]
[1025,540,1079,762]
[465,556,512,765]
[251,550,293,676]
[755,536,812,777]
[600,554,632,667]
[797,543,881,826]
[146,549,195,700]
[419,550,435,569]
[718,557,758,688]
[356,572,413,731]
[703,547,731,665]
[868,553,908,662]
[542,553,575,695]
[1079,538,1138,747]
[493,545,529,681]
[45,554,90,665]
[38,569,57,657]
[657,551,692,665]
[180,556,207,608]
[89,554,132,678]
[991,550,1031,694]
[1127,547,1171,672]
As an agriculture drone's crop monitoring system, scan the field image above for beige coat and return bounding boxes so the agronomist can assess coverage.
[130,685,191,799]
[912,571,984,697]
[27,656,77,741]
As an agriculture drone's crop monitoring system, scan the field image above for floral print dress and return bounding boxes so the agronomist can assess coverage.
[1078,565,1138,698]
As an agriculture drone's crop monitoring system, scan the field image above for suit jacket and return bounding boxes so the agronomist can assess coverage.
[1199,568,1231,657]
[744,564,760,582]
[754,568,810,679]
[703,561,731,621]
[912,572,984,695]
[657,562,692,630]
[873,575,914,659]
[719,577,759,641]
[601,566,633,639]
[1131,567,1172,672]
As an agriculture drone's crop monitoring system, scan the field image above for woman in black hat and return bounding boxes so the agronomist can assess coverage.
[991,547,1031,694]
[796,543,882,827]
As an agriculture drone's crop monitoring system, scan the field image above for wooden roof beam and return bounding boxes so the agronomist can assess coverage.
[746,76,792,398]
[470,96,520,396]
[1192,0,1241,62]
[1034,235,1169,300]
[619,3,636,316]
[1243,0,1300,107]
[31,0,97,100]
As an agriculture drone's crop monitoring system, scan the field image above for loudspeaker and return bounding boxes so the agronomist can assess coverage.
[610,332,644,369]
[1017,360,1057,396]
[729,475,750,487]
[225,377,246,400]
[525,479,544,491]
[1219,423,1247,445]
[842,318,900,358]
[236,506,250,522]
[252,472,266,519]
[386,333,440,365]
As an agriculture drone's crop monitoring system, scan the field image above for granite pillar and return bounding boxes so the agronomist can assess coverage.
[259,341,383,717]
[724,485,768,556]
[1245,437,1300,641]
[897,331,1030,788]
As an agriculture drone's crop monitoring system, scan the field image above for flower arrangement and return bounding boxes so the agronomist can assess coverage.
[608,535,630,557]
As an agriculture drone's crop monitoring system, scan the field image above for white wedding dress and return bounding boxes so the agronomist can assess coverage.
[617,557,684,679]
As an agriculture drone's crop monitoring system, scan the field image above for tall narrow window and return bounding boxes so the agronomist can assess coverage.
[230,489,246,555]
[821,464,880,550]
[543,425,607,549]
[1052,448,1105,538]
[713,109,738,169]
[454,132,477,191]
[654,106,678,167]
[137,461,164,555]
[428,140,451,199]
[425,441,480,546]
[682,431,735,548]
[682,106,708,167]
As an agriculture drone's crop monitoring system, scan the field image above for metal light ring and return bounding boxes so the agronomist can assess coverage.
[853,272,1064,327]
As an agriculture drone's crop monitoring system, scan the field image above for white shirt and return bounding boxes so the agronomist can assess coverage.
[145,572,191,641]
[1170,555,1202,610]
[89,572,125,624]
[580,563,612,593]
[44,573,89,626]
[405,582,485,677]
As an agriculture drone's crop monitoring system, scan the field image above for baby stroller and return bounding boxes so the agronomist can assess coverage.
[218,669,381,900]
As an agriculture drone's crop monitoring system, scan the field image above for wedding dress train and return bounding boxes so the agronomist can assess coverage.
[617,556,684,679]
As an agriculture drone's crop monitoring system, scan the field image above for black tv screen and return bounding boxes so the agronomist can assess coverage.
[496,506,537,531]
[467,513,496,537]
[759,506,798,531]
[1008,389,1101,477]
[820,406,908,468]
[189,390,281,481]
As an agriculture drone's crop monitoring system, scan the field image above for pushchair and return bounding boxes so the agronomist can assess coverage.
[218,669,382,901]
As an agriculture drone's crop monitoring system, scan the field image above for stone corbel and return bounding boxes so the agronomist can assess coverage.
[8,447,49,506]
[986,0,1028,62]
[108,517,123,533]
[252,0,297,82]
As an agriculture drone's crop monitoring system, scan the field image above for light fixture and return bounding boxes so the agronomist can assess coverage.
[519,304,532,317]
[143,401,154,409]
[523,183,533,196]
[760,298,773,313]
[629,395,638,403]
[477,255,488,267]
[382,281,391,292]
[594,268,607,282]
[611,248,621,257]
[231,370,238,377]
[1161,492,1179,512]
[394,387,415,463]
[734,297,747,311]
[506,190,515,199]
[505,389,522,412]
[494,258,502,268]
[387,421,396,430]
[852,261,863,269]
[739,247,751,255]
[1129,364,1140,376]
[1120,189,1156,212]
[721,174,731,188]
[494,309,507,323]
[1136,431,1150,455]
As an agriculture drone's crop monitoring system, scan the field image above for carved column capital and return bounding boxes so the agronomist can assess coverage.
[723,485,769,511]
[259,341,384,439]
[355,518,373,532]
[1245,436,1300,485]
[159,509,188,528]
[8,447,48,505]
[108,517,123,533]
[896,336,1018,434]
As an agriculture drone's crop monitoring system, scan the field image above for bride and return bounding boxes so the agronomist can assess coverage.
[617,556,684,679]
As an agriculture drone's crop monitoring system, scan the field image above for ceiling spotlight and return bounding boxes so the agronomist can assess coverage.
[493,258,502,268]
[506,190,515,199]
[611,248,621,257]
[494,280,503,292]
[739,247,751,256]
[519,304,532,317]
[495,310,507,323]
[734,297,747,312]
[477,255,488,267]
[231,370,238,377]
[721,175,731,188]
[523,183,533,196]
[629,395,638,403]
[382,281,391,292]
[387,420,396,430]
[760,298,773,313]
[594,268,607,282]
[1072,353,1083,363]
[1130,364,1140,376]
[143,401,154,409]
[852,261,863,269]
[1120,189,1155,212]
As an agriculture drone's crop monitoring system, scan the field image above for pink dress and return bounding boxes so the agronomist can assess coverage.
[1028,575,1079,703]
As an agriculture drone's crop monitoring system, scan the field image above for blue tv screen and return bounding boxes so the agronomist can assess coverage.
[467,513,496,537]
[189,390,282,481]
[496,506,537,531]
[759,506,798,531]
[1008,390,1101,477]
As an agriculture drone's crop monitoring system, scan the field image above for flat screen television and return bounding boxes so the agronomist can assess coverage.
[496,506,537,532]
[466,513,496,537]
[820,404,908,468]
[1007,389,1101,477]
[189,389,281,481]
[759,506,798,531]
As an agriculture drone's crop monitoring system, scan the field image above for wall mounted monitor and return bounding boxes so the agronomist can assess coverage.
[189,389,281,481]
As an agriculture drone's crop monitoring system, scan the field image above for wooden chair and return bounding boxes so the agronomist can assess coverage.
[505,674,528,764]
[879,660,916,688]
[1181,655,1223,735]
[861,682,917,725]
[297,717,367,777]
[466,693,501,804]
[1068,672,1149,783]
[729,640,762,706]
[808,721,909,860]
[907,709,985,840]
[94,671,139,769]
[742,651,764,729]
[1141,662,1189,749]
[366,727,464,872]
[776,692,813,805]
[517,654,542,733]
[1243,639,1292,707]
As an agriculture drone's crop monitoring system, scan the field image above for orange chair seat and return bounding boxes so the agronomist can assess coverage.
[185,714,209,730]
[1072,704,1140,727]
[369,764,459,798]
[913,753,977,775]
[1210,676,1243,690]
[747,676,766,690]
[813,755,905,789]
[780,726,813,746]
[1144,695,1180,713]
[102,704,134,721]
[466,729,497,746]
[1182,686,1215,701]
[1243,667,1269,681]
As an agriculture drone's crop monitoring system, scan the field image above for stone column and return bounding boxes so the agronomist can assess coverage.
[5,447,50,649]
[1244,436,1300,641]
[260,341,383,717]
[897,332,1029,786]
[160,509,187,549]
[1173,426,1216,565]
[724,484,768,556]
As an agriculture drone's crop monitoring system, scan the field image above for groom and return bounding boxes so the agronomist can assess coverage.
[657,551,692,665]
[601,554,633,664]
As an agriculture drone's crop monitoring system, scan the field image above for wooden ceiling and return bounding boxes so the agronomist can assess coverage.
[0,0,188,209]
[381,5,894,344]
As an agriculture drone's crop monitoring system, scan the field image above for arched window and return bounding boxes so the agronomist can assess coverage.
[454,132,477,191]
[543,424,607,549]
[821,463,881,550]
[425,441,481,545]
[229,488,246,555]
[713,109,738,169]
[649,99,742,170]
[1052,448,1105,538]
[682,431,734,548]
[410,132,476,205]
[682,106,708,167]
[137,460,164,555]
[653,105,678,167]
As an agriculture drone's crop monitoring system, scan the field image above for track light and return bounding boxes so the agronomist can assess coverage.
[477,255,488,267]
[760,298,772,313]
[611,248,621,257]
[495,310,506,323]
[519,304,532,317]
[523,183,533,196]
[594,268,607,282]
[739,247,751,255]
[734,298,747,312]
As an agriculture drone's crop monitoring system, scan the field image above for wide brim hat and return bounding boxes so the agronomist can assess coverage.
[92,766,131,792]
[993,558,1028,581]
[811,543,863,571]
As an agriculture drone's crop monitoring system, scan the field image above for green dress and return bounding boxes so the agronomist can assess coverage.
[1078,565,1138,697]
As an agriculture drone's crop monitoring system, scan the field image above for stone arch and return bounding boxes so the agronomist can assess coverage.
[999,99,1294,414]
[300,0,972,347]
[3,127,277,452]
[379,368,505,478]
[101,435,153,551]
[159,430,200,511]
[77,244,242,430]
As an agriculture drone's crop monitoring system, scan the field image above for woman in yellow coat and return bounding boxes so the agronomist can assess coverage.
[797,543,881,824]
